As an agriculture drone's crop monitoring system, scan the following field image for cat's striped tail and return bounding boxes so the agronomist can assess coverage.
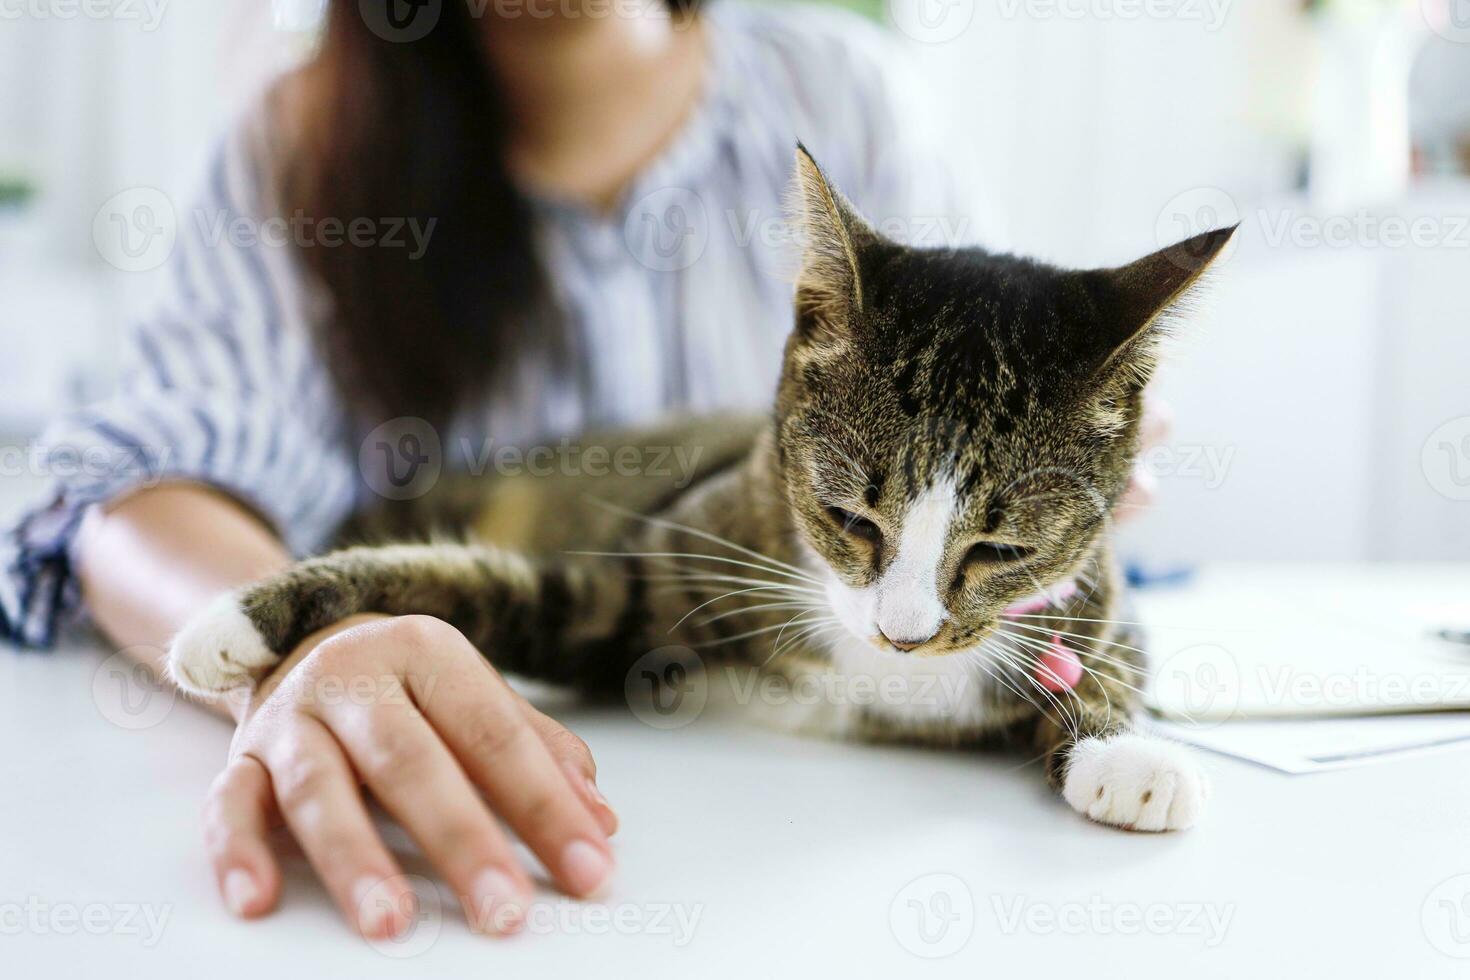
[167,543,643,697]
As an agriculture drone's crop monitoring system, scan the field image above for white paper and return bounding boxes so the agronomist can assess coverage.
[1136,564,1470,722]
[1146,712,1470,774]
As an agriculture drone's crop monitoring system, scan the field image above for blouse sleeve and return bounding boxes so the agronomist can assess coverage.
[1,113,359,648]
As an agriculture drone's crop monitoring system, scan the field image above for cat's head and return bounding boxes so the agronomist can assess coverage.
[775,145,1233,657]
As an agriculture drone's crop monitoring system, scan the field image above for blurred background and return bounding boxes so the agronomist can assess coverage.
[1,0,1467,564]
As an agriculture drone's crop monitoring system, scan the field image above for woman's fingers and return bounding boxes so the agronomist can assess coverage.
[252,718,416,939]
[518,699,619,836]
[211,614,622,936]
[203,757,281,919]
[386,619,616,898]
[320,694,537,936]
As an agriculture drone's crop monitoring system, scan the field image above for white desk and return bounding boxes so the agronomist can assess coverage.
[3,574,1469,979]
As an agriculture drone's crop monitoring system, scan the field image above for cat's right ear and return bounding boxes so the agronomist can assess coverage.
[790,143,873,342]
[1072,224,1237,387]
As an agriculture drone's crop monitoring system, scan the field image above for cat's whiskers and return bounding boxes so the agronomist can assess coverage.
[569,549,820,587]
[962,643,1054,725]
[752,615,840,669]
[695,599,823,629]
[997,620,1159,690]
[769,608,834,660]
[581,498,816,581]
[962,654,1037,721]
[691,611,831,649]
[986,639,1082,735]
[989,628,1103,726]
[641,570,825,596]
[1000,618,1150,663]
[663,583,819,633]
[995,627,1148,719]
[652,582,805,600]
[768,620,843,665]
[1004,611,1150,628]
[972,634,1064,720]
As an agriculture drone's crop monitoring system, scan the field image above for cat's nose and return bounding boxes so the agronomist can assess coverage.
[881,630,937,652]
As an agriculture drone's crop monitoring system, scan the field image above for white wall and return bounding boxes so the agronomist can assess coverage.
[896,0,1469,563]
[0,2,308,426]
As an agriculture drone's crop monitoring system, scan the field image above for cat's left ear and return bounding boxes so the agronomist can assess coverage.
[790,143,877,342]
[1073,225,1238,386]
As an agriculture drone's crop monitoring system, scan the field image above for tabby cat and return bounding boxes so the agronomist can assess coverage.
[171,147,1233,832]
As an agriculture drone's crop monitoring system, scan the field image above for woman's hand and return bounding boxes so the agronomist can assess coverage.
[203,613,619,938]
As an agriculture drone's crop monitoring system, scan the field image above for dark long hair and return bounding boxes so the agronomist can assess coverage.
[280,0,697,427]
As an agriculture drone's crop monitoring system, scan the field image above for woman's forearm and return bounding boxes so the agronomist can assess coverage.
[75,483,294,716]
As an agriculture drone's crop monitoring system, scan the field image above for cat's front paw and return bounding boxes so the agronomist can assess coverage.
[1061,733,1208,832]
[167,593,279,697]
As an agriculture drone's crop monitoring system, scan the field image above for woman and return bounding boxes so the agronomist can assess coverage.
[2,0,1052,939]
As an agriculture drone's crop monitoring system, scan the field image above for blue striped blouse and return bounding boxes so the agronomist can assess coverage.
[1,2,994,647]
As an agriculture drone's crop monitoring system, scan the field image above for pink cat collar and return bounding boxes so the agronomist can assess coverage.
[1002,579,1079,617]
[1001,580,1083,692]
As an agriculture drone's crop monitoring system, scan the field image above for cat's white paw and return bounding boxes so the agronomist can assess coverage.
[1062,733,1208,832]
[168,593,278,697]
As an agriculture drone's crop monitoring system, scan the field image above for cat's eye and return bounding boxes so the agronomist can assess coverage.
[964,540,1033,565]
[827,506,882,544]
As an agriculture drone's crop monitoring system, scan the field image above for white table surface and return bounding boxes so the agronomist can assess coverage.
[5,574,1470,978]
